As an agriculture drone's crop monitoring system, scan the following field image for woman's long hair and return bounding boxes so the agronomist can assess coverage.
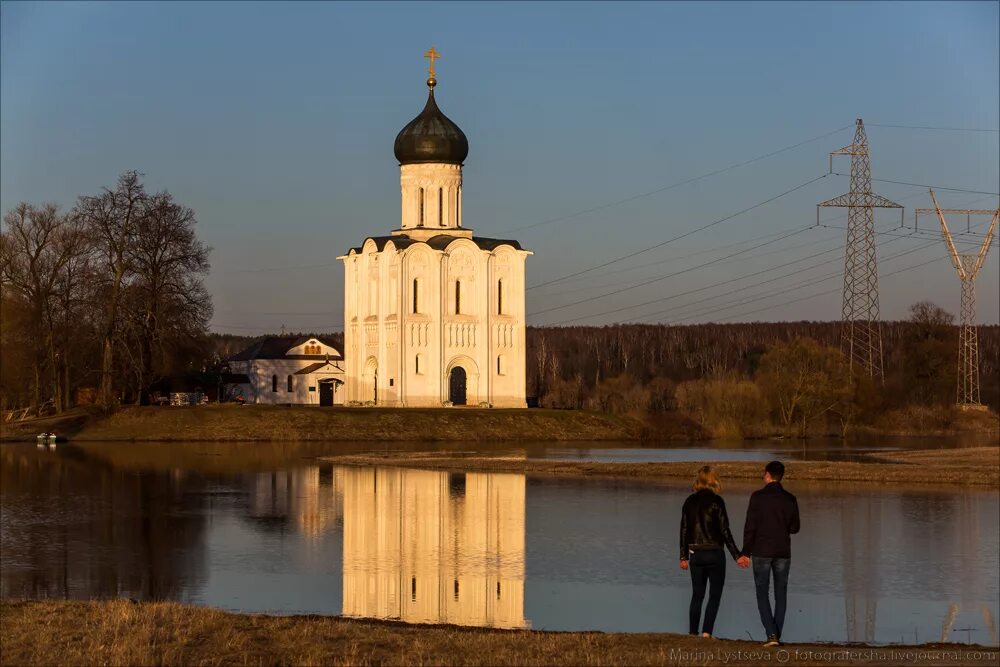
[692,465,722,494]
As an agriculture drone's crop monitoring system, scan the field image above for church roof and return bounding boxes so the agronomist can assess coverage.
[294,361,343,375]
[349,234,523,255]
[393,82,468,165]
[228,336,343,362]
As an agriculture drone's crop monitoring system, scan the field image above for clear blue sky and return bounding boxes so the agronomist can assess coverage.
[3,1,997,333]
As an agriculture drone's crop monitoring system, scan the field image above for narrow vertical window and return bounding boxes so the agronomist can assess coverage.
[411,576,417,602]
[287,375,293,392]
[457,186,462,227]
[415,355,420,374]
[412,278,419,313]
[418,188,424,227]
[455,280,461,314]
[438,188,443,226]
[498,279,503,315]
[271,375,277,392]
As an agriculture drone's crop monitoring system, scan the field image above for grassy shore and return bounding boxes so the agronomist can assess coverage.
[2,404,995,444]
[1,405,651,443]
[2,600,996,667]
[323,446,1000,487]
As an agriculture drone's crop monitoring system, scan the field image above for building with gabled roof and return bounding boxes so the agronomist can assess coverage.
[228,335,345,405]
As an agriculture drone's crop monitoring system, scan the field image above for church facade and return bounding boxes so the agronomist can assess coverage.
[339,53,531,407]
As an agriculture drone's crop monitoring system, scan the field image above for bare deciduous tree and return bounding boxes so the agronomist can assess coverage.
[0,203,88,411]
[75,171,147,407]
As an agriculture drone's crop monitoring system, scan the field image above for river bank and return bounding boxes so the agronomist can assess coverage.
[323,446,1000,487]
[2,600,996,667]
[1,404,995,444]
[0,405,652,442]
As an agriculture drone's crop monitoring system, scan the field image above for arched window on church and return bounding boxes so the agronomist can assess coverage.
[418,188,424,227]
[287,375,293,392]
[412,278,419,314]
[497,279,504,315]
[438,188,443,226]
[416,354,424,375]
[455,280,462,314]
[271,375,278,392]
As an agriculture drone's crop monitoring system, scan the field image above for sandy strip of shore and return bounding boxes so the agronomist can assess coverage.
[321,447,1000,487]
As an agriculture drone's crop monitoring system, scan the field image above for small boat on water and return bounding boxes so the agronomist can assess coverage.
[36,433,57,448]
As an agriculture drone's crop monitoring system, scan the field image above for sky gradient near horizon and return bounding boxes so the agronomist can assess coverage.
[3,1,998,334]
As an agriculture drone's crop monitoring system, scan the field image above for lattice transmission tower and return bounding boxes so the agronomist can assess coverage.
[917,191,999,409]
[817,119,903,380]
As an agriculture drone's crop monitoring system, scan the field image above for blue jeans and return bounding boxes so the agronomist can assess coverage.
[752,557,790,639]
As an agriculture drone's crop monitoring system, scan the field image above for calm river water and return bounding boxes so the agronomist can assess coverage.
[1,440,997,645]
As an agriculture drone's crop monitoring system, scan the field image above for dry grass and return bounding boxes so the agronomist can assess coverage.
[2,600,997,667]
[323,447,1000,488]
[1,405,644,443]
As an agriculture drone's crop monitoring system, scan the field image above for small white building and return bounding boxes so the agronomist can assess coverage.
[338,56,531,408]
[228,336,346,406]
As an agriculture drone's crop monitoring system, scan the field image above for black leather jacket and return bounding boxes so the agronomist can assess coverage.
[679,489,741,560]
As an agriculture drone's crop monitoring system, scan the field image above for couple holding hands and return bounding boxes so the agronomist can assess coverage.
[679,461,800,647]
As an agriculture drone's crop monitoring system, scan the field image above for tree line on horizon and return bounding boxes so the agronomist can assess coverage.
[524,307,1000,435]
[1,172,211,412]
[205,309,999,435]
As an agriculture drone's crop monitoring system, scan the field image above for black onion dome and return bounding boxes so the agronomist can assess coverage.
[393,86,468,165]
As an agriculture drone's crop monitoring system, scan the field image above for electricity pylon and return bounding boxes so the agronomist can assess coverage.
[917,191,999,409]
[817,119,903,380]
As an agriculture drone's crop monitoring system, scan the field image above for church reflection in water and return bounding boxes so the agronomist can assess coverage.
[339,467,528,629]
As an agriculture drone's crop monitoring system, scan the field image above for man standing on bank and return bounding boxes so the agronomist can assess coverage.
[740,460,800,647]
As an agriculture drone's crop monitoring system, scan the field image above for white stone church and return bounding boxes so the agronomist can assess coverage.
[338,53,531,407]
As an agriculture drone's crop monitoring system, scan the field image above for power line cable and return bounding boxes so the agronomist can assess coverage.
[528,225,817,318]
[539,227,846,299]
[548,220,953,326]
[533,225,812,292]
[666,237,940,325]
[528,173,830,291]
[499,124,852,235]
[868,123,999,133]
[694,252,953,324]
[538,229,856,324]
[831,173,999,196]
[656,217,995,325]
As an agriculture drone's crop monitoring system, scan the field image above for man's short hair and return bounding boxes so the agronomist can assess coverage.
[765,460,785,481]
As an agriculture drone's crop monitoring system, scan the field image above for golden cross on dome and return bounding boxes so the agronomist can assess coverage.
[424,47,440,78]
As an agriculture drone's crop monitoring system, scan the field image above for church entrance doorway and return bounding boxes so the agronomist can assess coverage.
[319,380,335,407]
[449,367,467,406]
[363,357,378,405]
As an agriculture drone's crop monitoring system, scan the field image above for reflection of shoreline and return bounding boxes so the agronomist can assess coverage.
[341,467,528,629]
[0,446,208,602]
[322,448,1000,487]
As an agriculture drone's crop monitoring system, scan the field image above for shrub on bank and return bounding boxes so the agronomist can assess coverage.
[675,377,769,439]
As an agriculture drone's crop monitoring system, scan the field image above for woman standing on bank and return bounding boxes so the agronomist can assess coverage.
[679,465,747,638]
